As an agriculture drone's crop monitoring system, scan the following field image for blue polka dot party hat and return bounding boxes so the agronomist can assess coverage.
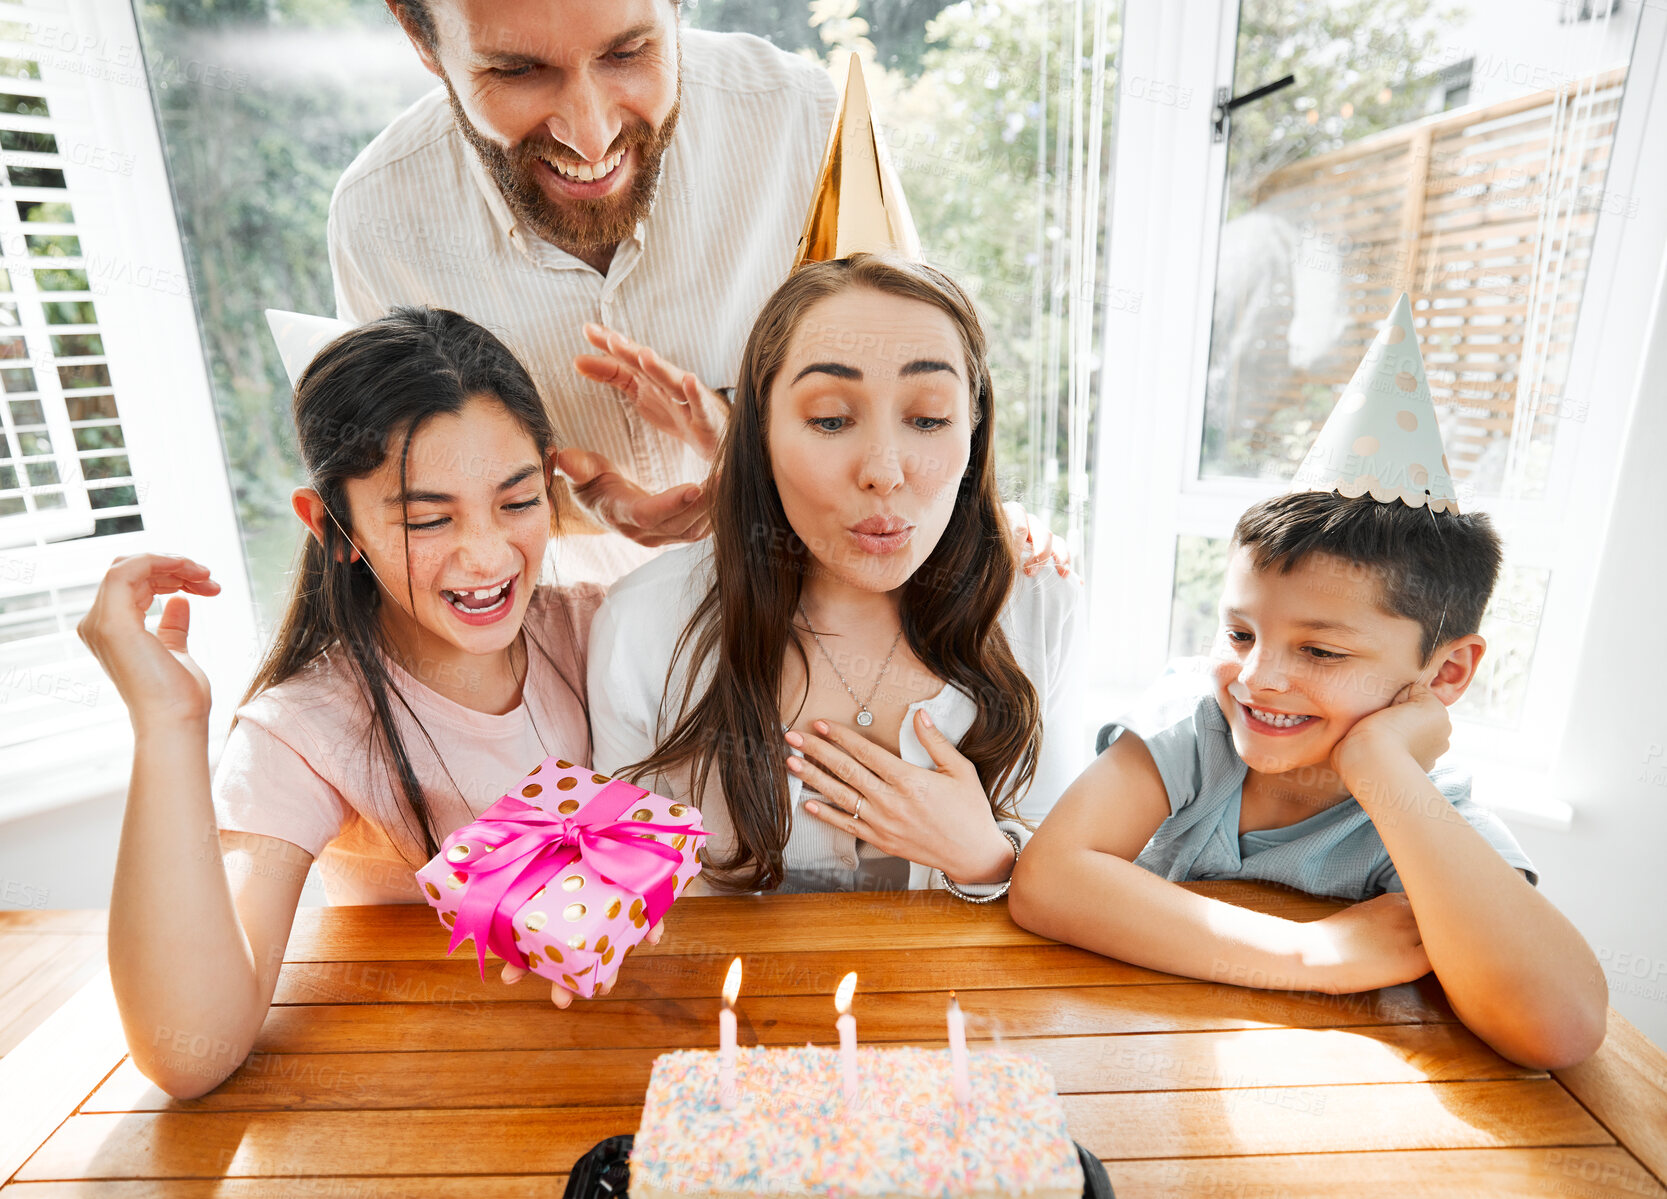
[1292,292,1459,514]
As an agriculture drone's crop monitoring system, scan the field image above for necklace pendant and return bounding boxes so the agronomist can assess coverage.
[856,709,874,727]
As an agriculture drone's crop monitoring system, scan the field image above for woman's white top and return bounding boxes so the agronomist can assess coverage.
[587,541,1088,893]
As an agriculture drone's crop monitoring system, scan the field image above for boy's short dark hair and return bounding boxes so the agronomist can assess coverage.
[1231,491,1503,662]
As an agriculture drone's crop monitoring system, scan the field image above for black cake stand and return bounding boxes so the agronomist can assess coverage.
[564,1135,1114,1198]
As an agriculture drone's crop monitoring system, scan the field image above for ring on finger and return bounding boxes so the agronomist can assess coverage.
[851,796,864,822]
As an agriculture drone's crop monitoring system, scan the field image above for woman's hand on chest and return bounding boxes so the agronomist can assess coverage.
[785,709,1017,886]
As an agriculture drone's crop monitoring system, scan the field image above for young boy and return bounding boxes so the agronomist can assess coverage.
[1011,489,1608,1069]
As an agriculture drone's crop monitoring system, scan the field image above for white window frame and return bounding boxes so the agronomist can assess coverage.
[1088,0,1667,829]
[0,0,256,822]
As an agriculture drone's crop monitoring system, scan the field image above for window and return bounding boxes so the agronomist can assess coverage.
[0,0,254,819]
[1094,0,1665,822]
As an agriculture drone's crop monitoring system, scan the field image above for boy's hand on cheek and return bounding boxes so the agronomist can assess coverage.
[1330,682,1451,791]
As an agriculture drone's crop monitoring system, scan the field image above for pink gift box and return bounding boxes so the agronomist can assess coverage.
[415,757,706,998]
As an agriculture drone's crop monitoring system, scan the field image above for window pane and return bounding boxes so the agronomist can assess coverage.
[50,332,103,357]
[66,393,118,421]
[18,200,73,223]
[0,129,57,154]
[1169,535,1231,661]
[0,301,18,327]
[24,460,58,487]
[26,233,81,258]
[1,368,36,393]
[58,363,112,389]
[34,268,88,291]
[92,514,143,537]
[9,398,44,425]
[89,484,137,509]
[1200,0,1640,499]
[44,300,97,325]
[0,335,26,360]
[8,166,66,189]
[32,489,64,510]
[0,93,50,117]
[0,464,15,489]
[0,494,23,516]
[0,58,41,81]
[72,425,124,451]
[81,454,130,480]
[16,431,50,455]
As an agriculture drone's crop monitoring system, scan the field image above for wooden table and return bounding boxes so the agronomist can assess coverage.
[2,884,1664,1197]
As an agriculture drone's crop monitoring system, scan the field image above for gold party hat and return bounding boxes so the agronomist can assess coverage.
[1292,293,1460,514]
[793,53,921,267]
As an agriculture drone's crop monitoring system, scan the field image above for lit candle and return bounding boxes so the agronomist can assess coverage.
[835,971,858,1107]
[719,957,742,1109]
[947,991,971,1106]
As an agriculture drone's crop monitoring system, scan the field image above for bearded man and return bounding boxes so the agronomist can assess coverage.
[328,0,836,583]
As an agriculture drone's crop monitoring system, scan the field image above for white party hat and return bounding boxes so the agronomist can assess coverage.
[1291,293,1459,514]
[265,308,352,389]
[793,54,921,268]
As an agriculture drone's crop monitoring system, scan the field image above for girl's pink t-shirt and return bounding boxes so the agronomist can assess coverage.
[212,584,603,905]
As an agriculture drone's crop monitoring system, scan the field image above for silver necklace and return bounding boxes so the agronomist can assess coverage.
[797,602,905,728]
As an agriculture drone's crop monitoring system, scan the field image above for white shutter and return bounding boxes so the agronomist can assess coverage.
[0,0,256,821]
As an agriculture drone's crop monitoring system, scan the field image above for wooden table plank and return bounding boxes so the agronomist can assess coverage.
[2,1181,572,1198]
[17,1079,1609,1181]
[272,942,1186,1004]
[0,913,108,937]
[0,974,128,1187]
[1068,1079,1611,1159]
[247,977,1455,1055]
[1109,1147,1667,1198]
[15,1109,642,1181]
[1556,1009,1667,1185]
[281,885,1346,962]
[85,1024,1540,1113]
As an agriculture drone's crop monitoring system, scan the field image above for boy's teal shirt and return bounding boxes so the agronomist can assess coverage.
[1109,690,1536,902]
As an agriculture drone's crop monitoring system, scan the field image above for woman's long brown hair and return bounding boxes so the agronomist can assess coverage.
[628,255,1040,891]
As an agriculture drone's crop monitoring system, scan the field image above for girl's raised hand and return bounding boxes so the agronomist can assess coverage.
[76,554,221,729]
[500,919,666,1008]
[789,710,1017,886]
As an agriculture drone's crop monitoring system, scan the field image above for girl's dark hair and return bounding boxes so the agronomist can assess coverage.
[240,305,583,864]
[1232,490,1504,662]
[627,254,1040,891]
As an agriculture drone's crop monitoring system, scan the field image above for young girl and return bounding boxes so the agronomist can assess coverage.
[77,307,613,1098]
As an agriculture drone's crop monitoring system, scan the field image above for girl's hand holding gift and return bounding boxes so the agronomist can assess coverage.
[77,554,222,730]
[789,710,1018,887]
[499,921,666,1009]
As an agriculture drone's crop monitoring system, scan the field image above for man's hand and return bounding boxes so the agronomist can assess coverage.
[575,323,728,459]
[1002,502,1073,578]
[554,448,710,548]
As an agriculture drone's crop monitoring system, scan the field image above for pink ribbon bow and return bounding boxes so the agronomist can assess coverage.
[441,778,696,978]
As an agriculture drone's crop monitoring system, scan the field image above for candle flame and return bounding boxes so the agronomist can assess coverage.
[722,957,743,1007]
[834,971,857,1015]
[948,990,960,1011]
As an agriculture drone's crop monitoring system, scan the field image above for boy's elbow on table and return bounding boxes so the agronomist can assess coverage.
[1489,986,1609,1071]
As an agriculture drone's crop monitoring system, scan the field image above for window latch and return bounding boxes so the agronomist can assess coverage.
[1212,74,1296,143]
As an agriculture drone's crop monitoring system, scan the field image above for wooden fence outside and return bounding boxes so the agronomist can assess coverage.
[1210,66,1629,495]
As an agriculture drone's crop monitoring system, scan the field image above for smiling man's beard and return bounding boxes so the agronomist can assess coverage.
[441,77,682,257]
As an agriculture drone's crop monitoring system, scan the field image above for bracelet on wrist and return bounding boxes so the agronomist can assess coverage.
[939,828,1021,903]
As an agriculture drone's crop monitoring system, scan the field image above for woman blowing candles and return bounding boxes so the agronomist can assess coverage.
[586,254,1087,895]
[75,308,635,1096]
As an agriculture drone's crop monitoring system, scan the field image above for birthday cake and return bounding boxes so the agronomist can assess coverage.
[630,1045,1084,1198]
